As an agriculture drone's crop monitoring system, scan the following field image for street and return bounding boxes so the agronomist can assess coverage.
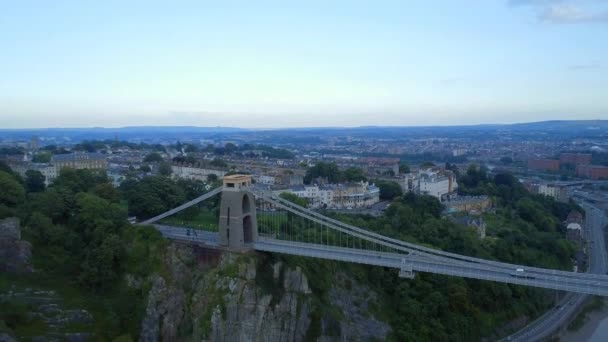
[505,200,608,341]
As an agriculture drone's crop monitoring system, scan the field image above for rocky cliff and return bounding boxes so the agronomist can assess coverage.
[0,217,32,273]
[137,243,391,341]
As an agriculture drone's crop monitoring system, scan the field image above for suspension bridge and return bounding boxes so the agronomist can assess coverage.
[141,175,608,296]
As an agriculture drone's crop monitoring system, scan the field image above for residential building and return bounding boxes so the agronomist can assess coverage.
[576,165,608,180]
[566,210,584,225]
[171,164,226,182]
[8,161,58,186]
[538,184,569,202]
[253,174,278,185]
[52,153,107,170]
[566,222,582,244]
[282,181,379,209]
[527,158,560,172]
[560,153,592,166]
[404,168,458,201]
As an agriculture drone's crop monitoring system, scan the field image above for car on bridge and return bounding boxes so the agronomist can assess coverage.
[510,268,535,279]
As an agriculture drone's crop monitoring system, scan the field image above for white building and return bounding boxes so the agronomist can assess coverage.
[282,181,379,209]
[171,165,226,182]
[538,184,569,202]
[253,174,278,185]
[404,168,458,202]
[8,161,58,186]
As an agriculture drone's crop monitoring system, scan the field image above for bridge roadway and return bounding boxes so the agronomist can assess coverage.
[505,201,608,341]
[153,224,608,296]
[258,192,608,283]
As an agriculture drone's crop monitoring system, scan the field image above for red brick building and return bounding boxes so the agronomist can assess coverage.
[576,165,608,180]
[560,153,592,165]
[528,158,560,172]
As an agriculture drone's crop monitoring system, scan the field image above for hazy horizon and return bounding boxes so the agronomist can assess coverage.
[2,0,607,128]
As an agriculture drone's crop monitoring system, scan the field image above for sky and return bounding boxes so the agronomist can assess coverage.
[0,0,607,128]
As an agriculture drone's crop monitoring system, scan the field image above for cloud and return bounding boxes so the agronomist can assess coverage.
[568,63,602,70]
[539,4,608,23]
[508,0,561,7]
[508,0,608,24]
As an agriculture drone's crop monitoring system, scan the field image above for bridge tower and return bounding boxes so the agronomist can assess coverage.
[218,174,258,249]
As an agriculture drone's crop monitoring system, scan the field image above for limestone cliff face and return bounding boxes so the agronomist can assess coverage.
[0,217,32,273]
[138,243,391,342]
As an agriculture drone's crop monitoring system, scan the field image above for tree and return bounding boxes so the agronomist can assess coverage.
[280,192,308,207]
[207,174,218,182]
[304,162,342,184]
[158,162,172,177]
[32,152,52,163]
[139,164,151,173]
[0,171,25,207]
[500,156,513,165]
[210,158,228,168]
[224,143,237,154]
[343,167,367,182]
[399,162,410,174]
[121,176,186,219]
[184,144,199,153]
[92,183,121,203]
[25,169,46,193]
[53,168,109,193]
[376,180,403,200]
[143,152,164,163]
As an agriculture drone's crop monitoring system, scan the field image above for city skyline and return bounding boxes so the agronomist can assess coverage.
[1,0,607,128]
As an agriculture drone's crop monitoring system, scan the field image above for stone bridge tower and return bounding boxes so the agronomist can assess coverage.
[218,175,258,249]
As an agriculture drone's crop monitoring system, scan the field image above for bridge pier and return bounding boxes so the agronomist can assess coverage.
[218,175,258,250]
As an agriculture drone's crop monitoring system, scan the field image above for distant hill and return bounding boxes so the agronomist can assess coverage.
[0,120,606,142]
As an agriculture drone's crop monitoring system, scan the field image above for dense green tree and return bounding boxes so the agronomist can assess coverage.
[25,169,46,193]
[304,162,342,184]
[139,164,151,173]
[280,192,308,207]
[399,162,410,174]
[500,156,513,164]
[27,188,71,222]
[343,167,367,182]
[0,160,14,174]
[376,180,403,200]
[224,142,237,154]
[92,183,121,203]
[32,152,52,163]
[158,161,172,176]
[210,158,228,168]
[184,144,199,153]
[143,152,164,163]
[121,176,186,219]
[0,171,25,207]
[52,168,109,193]
[176,179,208,200]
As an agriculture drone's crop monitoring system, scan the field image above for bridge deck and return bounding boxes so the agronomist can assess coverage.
[153,225,608,296]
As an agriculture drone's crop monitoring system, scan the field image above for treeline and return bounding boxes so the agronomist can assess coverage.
[303,162,367,184]
[72,140,166,153]
[0,166,184,338]
[302,166,579,340]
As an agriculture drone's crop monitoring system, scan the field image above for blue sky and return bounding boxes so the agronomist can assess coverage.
[1,0,606,128]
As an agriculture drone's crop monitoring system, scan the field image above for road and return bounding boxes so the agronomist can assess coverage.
[505,201,608,341]
[153,218,608,296]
